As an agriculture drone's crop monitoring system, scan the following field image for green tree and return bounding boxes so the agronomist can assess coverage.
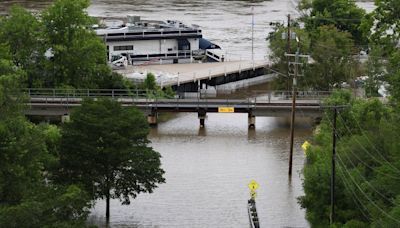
[0,6,43,71]
[307,26,356,89]
[301,0,366,45]
[300,90,400,226]
[267,23,311,90]
[41,0,114,88]
[59,98,165,222]
[0,185,92,228]
[0,46,92,227]
[368,0,400,52]
[143,72,158,91]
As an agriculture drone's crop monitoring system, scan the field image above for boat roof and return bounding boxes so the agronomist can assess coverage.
[95,16,201,35]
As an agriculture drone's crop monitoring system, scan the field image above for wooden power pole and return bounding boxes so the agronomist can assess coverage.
[330,107,338,225]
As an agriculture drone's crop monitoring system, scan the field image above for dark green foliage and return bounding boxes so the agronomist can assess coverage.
[141,73,176,98]
[300,90,400,226]
[0,40,92,228]
[41,0,111,88]
[0,6,43,69]
[0,185,92,228]
[0,0,126,89]
[143,73,158,90]
[368,0,400,52]
[301,0,366,45]
[306,26,355,90]
[268,23,356,90]
[59,98,165,220]
[267,23,311,90]
[163,86,175,98]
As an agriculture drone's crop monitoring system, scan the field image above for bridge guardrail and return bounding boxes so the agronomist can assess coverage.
[25,88,331,110]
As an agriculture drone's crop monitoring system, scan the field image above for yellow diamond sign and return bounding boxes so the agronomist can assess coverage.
[302,141,311,152]
[248,180,259,191]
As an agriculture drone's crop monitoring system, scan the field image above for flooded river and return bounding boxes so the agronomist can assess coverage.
[1,0,375,227]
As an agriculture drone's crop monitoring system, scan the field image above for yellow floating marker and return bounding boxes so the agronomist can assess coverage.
[302,141,311,153]
[248,180,259,191]
[218,107,234,113]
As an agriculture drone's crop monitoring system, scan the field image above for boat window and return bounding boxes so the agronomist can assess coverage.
[126,32,142,36]
[144,31,162,35]
[107,33,124,37]
[114,45,134,51]
[181,30,196,34]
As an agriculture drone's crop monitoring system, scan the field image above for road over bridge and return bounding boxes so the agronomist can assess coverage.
[25,89,331,127]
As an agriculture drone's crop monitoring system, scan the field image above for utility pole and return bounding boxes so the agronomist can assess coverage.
[288,48,298,176]
[287,14,291,55]
[251,6,254,62]
[286,14,291,91]
[285,41,309,176]
[330,107,338,225]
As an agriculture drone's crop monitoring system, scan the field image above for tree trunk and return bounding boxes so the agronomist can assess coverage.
[106,188,110,225]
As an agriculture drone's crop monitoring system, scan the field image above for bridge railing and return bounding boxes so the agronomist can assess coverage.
[24,88,177,100]
[24,88,331,108]
[233,90,332,102]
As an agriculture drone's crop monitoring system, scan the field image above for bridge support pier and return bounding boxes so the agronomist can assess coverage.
[198,109,207,128]
[147,113,158,126]
[248,113,256,129]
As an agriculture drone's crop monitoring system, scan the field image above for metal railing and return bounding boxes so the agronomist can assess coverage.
[100,29,202,41]
[24,88,331,111]
[24,88,175,100]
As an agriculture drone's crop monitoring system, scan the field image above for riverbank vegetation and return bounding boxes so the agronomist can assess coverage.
[0,0,165,227]
[267,0,400,226]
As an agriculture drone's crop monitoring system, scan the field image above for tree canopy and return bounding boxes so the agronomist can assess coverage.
[58,98,165,222]
[0,0,126,89]
[0,45,92,228]
[301,0,366,45]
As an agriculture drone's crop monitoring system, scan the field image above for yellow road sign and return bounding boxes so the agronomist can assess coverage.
[248,180,259,191]
[218,107,235,113]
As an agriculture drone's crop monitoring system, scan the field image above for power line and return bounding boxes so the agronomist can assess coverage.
[321,109,400,224]
[336,112,400,175]
[337,164,373,222]
[336,153,400,224]
[337,142,395,204]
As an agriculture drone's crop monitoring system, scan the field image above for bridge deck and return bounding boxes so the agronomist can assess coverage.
[27,97,322,117]
[24,89,330,118]
[116,61,269,86]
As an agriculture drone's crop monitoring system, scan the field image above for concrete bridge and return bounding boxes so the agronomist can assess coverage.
[117,61,271,93]
[25,88,331,127]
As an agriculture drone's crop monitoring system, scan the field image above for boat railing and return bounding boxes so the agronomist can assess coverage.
[101,29,202,40]
[129,50,195,61]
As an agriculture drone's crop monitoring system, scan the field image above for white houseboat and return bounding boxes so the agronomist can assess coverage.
[95,16,221,65]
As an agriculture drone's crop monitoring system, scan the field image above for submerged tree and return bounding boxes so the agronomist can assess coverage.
[59,98,165,222]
